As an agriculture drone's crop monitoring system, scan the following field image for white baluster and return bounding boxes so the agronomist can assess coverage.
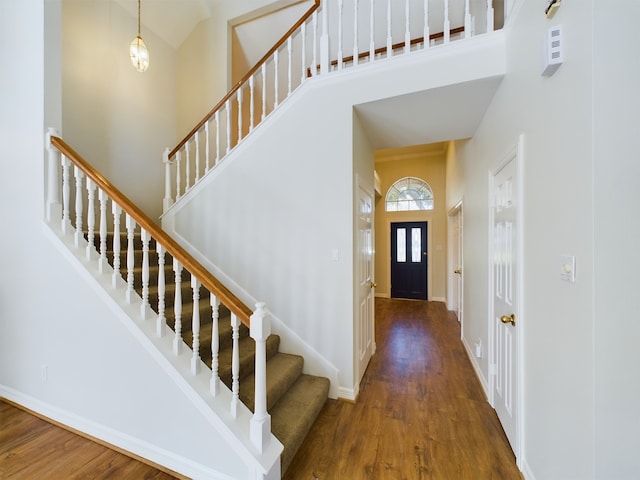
[465,0,472,38]
[287,37,292,94]
[215,111,221,164]
[230,313,240,418]
[98,189,108,274]
[444,0,451,43]
[111,203,122,288]
[156,243,166,337]
[237,88,243,143]
[312,11,319,75]
[125,214,136,304]
[61,155,71,236]
[46,128,62,222]
[185,140,191,192]
[386,0,392,56]
[353,0,359,66]
[487,0,494,32]
[86,179,96,260]
[274,50,280,107]
[175,151,182,200]
[191,276,201,375]
[194,131,200,183]
[301,21,307,83]
[225,100,231,155]
[205,122,211,172]
[320,2,329,74]
[337,0,343,70]
[173,259,183,355]
[140,228,151,320]
[369,0,375,61]
[424,0,431,47]
[210,294,221,396]
[163,148,173,213]
[249,76,255,132]
[261,64,267,120]
[73,166,84,248]
[250,302,271,452]
[405,0,411,53]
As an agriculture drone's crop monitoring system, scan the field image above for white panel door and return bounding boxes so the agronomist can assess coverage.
[357,184,375,384]
[491,153,519,455]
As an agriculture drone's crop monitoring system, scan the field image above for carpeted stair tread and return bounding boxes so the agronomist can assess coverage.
[271,374,331,473]
[217,335,281,387]
[239,352,304,412]
[87,231,331,475]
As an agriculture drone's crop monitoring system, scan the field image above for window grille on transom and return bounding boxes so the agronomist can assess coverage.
[385,177,434,212]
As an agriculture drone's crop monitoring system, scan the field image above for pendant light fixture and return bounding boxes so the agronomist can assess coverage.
[129,0,149,72]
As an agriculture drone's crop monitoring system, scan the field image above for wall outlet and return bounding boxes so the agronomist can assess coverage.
[475,339,483,358]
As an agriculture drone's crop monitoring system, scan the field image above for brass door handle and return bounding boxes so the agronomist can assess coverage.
[454,269,462,274]
[369,281,377,288]
[500,314,516,327]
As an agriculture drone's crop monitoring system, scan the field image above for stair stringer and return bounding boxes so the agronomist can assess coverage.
[162,31,507,400]
[42,221,283,480]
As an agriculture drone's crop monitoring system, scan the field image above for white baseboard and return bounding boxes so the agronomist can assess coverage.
[521,458,536,480]
[0,385,236,480]
[337,385,358,402]
[461,337,489,399]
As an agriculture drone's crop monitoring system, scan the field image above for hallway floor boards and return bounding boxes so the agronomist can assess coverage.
[283,298,523,480]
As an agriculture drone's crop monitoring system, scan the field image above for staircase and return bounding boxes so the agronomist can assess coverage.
[105,233,330,473]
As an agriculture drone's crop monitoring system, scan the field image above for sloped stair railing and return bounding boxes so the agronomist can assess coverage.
[46,130,279,472]
[163,0,495,212]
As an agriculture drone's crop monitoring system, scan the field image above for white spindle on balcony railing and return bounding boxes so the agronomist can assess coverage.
[46,131,273,457]
[164,0,494,212]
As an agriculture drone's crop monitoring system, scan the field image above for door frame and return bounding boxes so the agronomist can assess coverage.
[447,201,464,333]
[487,135,524,467]
[385,217,433,301]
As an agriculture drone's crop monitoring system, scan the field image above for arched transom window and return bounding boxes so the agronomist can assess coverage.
[385,177,434,212]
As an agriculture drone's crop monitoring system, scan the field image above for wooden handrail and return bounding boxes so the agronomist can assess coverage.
[310,26,466,75]
[168,0,321,160]
[51,136,253,325]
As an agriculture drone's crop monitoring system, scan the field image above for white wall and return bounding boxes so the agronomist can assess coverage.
[593,2,640,478]
[164,35,505,396]
[448,5,640,478]
[0,2,252,477]
[62,0,177,222]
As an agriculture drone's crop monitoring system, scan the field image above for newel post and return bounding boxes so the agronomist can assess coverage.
[250,302,272,452]
[163,147,173,213]
[46,128,62,223]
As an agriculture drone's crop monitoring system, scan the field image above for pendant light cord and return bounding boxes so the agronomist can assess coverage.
[137,0,141,36]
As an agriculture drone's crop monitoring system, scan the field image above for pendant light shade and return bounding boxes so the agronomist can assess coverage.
[130,0,149,72]
[130,35,149,72]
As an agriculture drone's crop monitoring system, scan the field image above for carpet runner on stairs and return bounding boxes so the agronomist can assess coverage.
[97,233,330,473]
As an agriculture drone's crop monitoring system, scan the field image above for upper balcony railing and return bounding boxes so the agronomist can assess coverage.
[163,0,496,212]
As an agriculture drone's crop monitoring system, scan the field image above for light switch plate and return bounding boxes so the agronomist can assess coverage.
[560,255,575,282]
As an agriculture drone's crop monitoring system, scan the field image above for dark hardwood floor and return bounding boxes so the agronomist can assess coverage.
[0,400,181,479]
[284,298,523,480]
[1,298,521,479]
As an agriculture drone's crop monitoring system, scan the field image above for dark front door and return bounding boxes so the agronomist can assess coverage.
[391,222,428,300]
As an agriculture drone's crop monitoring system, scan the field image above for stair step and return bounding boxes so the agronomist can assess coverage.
[271,374,331,473]
[239,352,304,412]
[218,335,281,387]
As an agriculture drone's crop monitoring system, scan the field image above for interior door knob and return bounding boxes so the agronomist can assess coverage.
[500,314,516,327]
[454,268,462,274]
[369,281,377,288]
